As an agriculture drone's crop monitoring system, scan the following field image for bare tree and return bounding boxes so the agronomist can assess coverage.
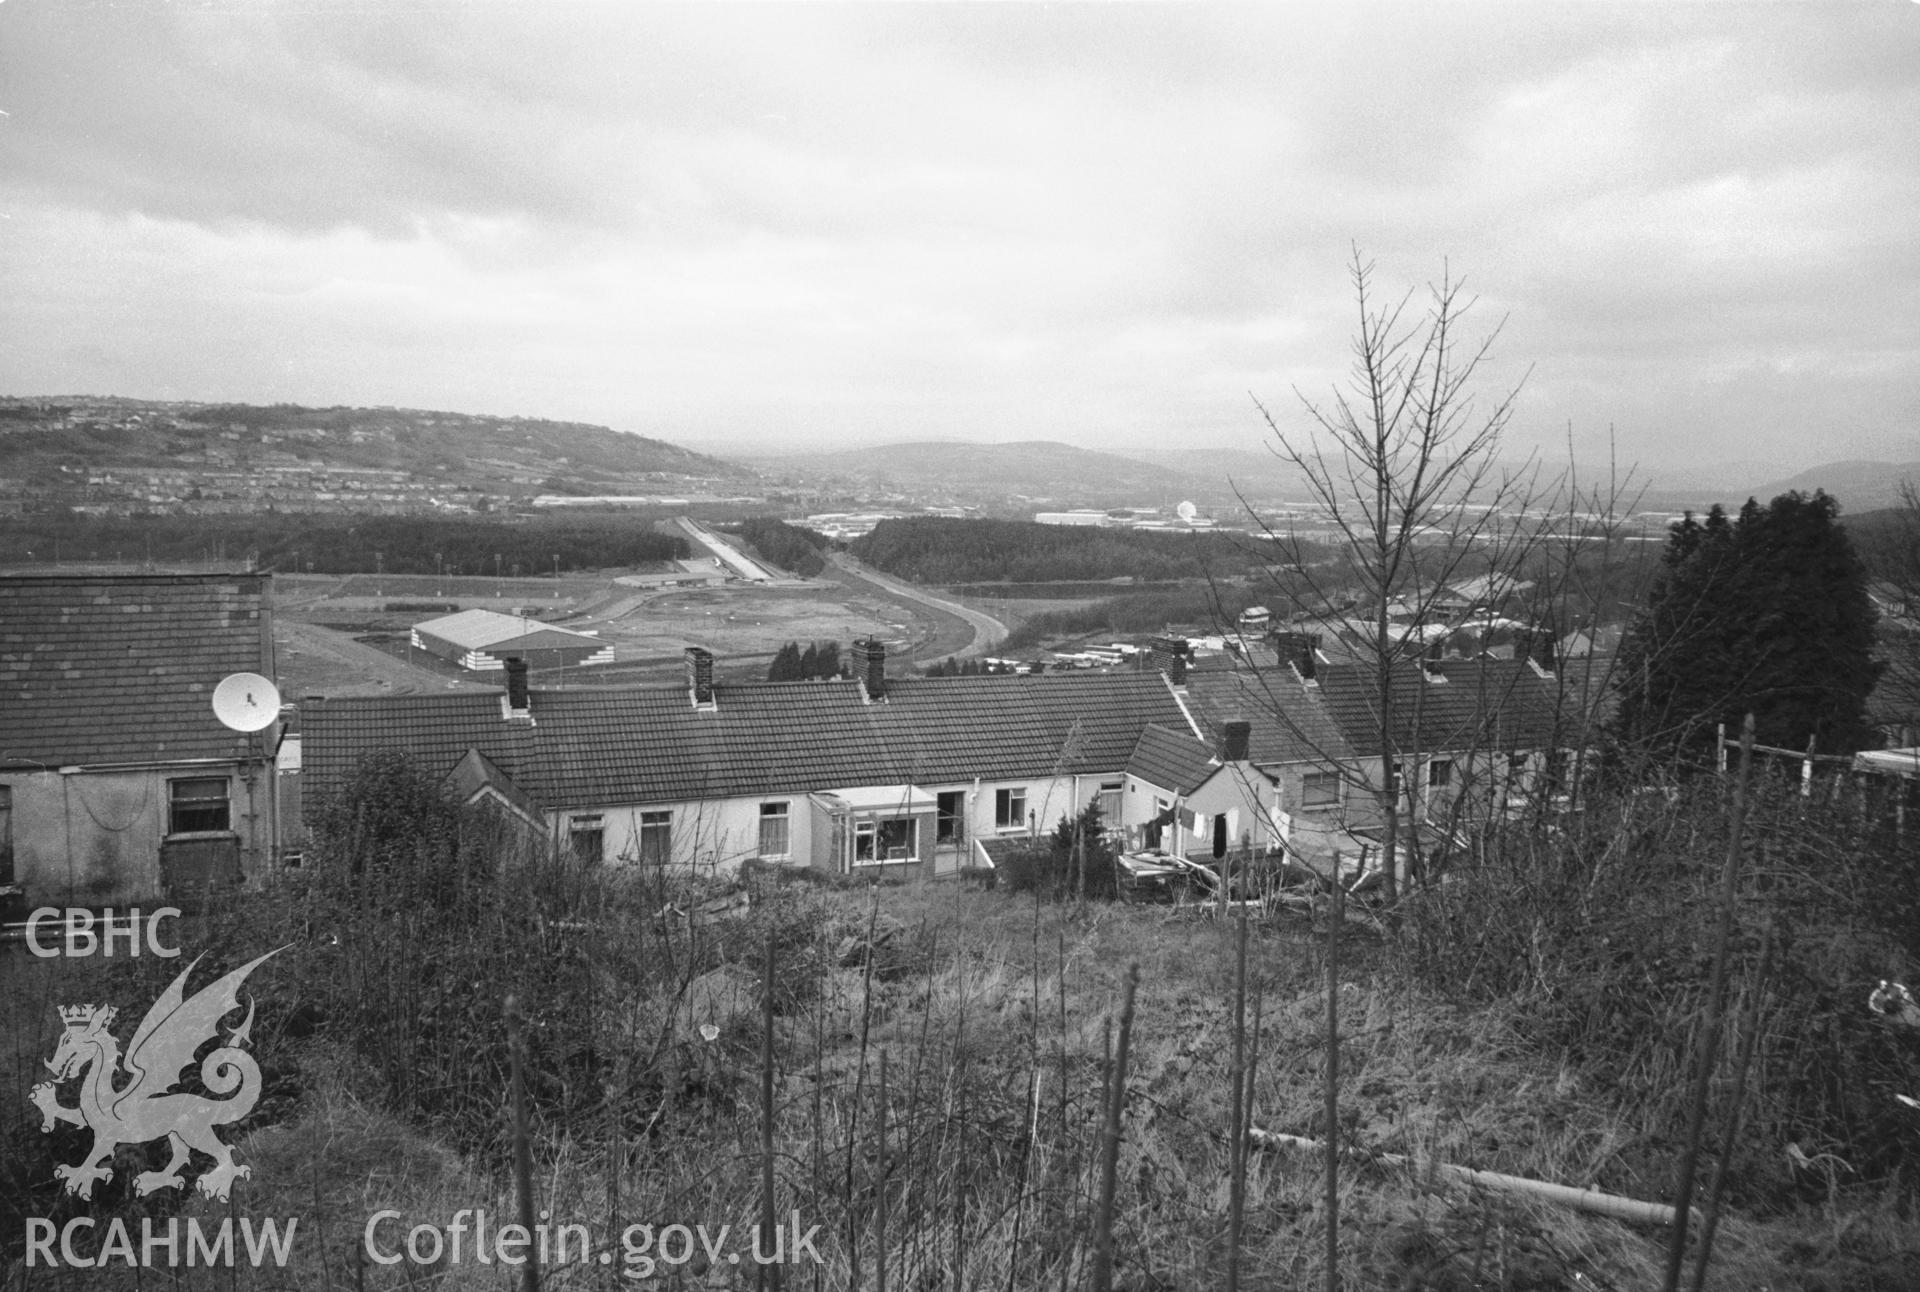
[1250,249,1543,901]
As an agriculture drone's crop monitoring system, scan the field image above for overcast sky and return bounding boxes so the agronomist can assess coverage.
[2,2,1915,479]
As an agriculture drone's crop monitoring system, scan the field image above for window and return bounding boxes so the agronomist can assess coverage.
[853,817,917,866]
[935,791,964,845]
[0,785,11,885]
[638,811,672,866]
[168,778,230,834]
[1301,772,1340,809]
[994,788,1027,830]
[1097,780,1123,825]
[1427,759,1454,789]
[758,802,791,858]
[568,815,605,865]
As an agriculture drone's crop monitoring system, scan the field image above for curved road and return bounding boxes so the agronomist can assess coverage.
[827,552,1009,661]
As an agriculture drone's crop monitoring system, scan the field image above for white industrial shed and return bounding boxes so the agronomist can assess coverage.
[410,608,616,672]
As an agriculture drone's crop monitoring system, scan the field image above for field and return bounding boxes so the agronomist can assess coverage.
[272,563,1004,697]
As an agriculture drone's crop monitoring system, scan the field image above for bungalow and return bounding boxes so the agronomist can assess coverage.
[1309,655,1582,829]
[300,639,1198,880]
[1119,643,1581,880]
[0,572,279,909]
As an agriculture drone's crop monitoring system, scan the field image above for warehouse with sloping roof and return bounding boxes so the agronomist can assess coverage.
[410,608,614,671]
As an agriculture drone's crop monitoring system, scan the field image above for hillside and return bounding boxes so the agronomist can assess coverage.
[747,439,1224,506]
[1744,459,1920,514]
[850,514,1273,584]
[1120,445,1322,502]
[0,396,756,508]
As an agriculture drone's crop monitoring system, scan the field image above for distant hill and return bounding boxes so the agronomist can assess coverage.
[746,440,1223,507]
[1742,460,1920,514]
[0,396,754,497]
[1125,447,1319,502]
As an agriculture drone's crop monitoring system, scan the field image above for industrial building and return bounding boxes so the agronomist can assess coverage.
[409,608,615,672]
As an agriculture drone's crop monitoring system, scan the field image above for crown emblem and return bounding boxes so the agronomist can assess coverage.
[57,1003,112,1028]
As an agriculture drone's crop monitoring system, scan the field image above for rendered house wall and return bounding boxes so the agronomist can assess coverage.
[3,762,271,907]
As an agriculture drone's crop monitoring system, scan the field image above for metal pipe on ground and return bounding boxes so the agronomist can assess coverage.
[1247,1127,1679,1227]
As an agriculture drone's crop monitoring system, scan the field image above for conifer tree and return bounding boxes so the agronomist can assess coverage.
[1613,489,1881,763]
[767,642,803,682]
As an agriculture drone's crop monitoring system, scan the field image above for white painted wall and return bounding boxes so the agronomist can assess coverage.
[555,772,1121,878]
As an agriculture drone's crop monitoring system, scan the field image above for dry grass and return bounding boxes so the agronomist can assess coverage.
[6,880,1918,1291]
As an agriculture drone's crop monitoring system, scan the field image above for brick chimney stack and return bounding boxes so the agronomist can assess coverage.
[685,646,715,708]
[1222,720,1251,762]
[1273,631,1318,680]
[1148,634,1188,686]
[1531,625,1557,674]
[504,657,530,713]
[853,637,886,701]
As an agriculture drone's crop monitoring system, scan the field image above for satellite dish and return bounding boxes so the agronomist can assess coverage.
[1176,500,1198,522]
[212,672,281,733]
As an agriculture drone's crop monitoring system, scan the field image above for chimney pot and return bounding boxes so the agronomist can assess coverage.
[504,657,529,712]
[1223,720,1251,762]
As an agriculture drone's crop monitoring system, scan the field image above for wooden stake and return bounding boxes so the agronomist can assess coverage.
[505,995,540,1292]
[1325,851,1345,1292]
[1090,965,1140,1292]
[1662,713,1757,1292]
[1227,916,1250,1292]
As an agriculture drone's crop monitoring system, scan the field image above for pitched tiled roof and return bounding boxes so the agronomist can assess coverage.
[1553,652,1623,731]
[302,669,1191,812]
[0,573,271,768]
[1183,667,1357,766]
[1126,722,1219,794]
[1314,658,1570,756]
[445,747,543,823]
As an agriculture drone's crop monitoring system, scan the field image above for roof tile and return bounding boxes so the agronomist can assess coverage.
[0,573,271,767]
[304,669,1194,811]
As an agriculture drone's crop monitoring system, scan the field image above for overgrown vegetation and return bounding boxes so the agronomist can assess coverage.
[1402,771,1920,1206]
[6,753,1918,1289]
[996,804,1120,900]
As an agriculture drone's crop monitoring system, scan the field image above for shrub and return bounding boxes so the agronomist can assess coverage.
[1399,774,1920,1202]
[998,804,1118,900]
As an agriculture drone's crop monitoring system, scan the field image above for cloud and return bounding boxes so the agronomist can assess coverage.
[0,2,1914,475]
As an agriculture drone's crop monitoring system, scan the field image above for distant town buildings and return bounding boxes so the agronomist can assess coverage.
[1034,503,1220,532]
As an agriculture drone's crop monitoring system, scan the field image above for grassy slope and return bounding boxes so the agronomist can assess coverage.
[9,885,1913,1290]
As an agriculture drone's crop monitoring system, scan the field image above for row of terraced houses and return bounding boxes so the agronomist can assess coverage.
[3,572,1647,911]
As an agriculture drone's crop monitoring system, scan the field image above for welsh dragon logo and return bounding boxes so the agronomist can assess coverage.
[29,949,283,1203]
